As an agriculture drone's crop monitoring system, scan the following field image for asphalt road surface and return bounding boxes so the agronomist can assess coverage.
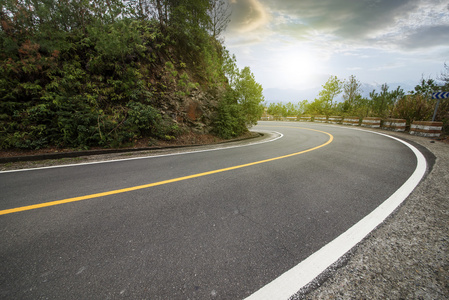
[0,122,420,299]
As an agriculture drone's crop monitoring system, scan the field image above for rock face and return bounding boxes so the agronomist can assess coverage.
[182,89,220,133]
[156,88,220,134]
[154,65,223,134]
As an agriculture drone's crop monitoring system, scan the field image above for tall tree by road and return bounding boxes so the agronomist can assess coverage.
[342,75,362,112]
[316,75,343,115]
[234,67,265,126]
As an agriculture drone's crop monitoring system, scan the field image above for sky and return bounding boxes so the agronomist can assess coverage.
[223,0,449,100]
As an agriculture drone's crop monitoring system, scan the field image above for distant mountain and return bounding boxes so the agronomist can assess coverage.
[263,81,418,105]
[263,87,321,104]
[360,81,416,98]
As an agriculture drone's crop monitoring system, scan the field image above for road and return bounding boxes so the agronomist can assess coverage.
[0,122,422,299]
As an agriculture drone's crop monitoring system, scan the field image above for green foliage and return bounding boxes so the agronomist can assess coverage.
[297,76,406,118]
[212,88,247,139]
[0,0,262,150]
[302,76,343,115]
[266,101,303,118]
[267,102,287,118]
[213,65,264,138]
[0,15,179,150]
[391,94,434,125]
[233,67,265,126]
[369,84,404,118]
[221,49,239,86]
[341,75,362,113]
[163,61,199,96]
[436,99,449,134]
[126,101,180,140]
[397,76,449,133]
[316,76,343,115]
[409,78,440,98]
[267,70,448,135]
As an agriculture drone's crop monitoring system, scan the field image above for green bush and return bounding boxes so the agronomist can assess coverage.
[0,0,256,150]
[213,89,247,139]
[390,94,434,125]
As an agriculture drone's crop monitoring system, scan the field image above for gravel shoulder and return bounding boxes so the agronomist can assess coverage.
[292,127,449,299]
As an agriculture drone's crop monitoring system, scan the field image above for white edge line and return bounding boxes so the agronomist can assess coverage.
[245,129,427,300]
[0,131,283,173]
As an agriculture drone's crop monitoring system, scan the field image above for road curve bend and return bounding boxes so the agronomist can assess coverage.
[0,121,426,299]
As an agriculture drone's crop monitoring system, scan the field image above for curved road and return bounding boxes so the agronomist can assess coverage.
[0,122,423,299]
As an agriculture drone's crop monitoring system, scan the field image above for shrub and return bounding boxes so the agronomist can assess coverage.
[391,94,434,125]
[212,89,247,139]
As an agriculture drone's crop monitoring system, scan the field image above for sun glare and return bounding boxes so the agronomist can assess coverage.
[274,47,322,89]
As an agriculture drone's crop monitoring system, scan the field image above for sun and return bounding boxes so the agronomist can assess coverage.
[274,46,322,89]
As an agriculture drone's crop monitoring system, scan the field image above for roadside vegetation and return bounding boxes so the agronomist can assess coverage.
[267,64,449,134]
[0,0,265,150]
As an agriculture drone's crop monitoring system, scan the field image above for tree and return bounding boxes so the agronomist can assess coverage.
[297,100,309,115]
[267,102,285,118]
[316,75,342,114]
[167,0,211,29]
[208,0,231,40]
[1,0,265,149]
[439,63,449,90]
[285,102,298,116]
[129,0,159,20]
[221,48,239,85]
[370,84,404,117]
[213,66,264,138]
[233,66,265,126]
[391,94,434,124]
[213,87,246,139]
[342,75,362,112]
[410,77,440,98]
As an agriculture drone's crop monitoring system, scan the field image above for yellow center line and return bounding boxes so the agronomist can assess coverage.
[0,127,333,216]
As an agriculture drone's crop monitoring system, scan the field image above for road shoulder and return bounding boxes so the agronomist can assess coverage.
[292,127,449,299]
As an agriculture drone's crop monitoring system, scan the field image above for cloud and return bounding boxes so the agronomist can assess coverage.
[236,0,449,51]
[227,0,270,33]
[371,62,406,71]
[399,24,449,49]
[263,0,417,36]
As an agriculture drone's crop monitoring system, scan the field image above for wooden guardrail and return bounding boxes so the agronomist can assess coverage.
[314,115,327,123]
[328,116,343,124]
[382,118,406,132]
[299,116,312,122]
[361,117,381,128]
[260,114,445,139]
[342,116,360,126]
[410,121,443,137]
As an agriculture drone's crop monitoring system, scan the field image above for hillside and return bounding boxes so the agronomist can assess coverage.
[0,0,265,151]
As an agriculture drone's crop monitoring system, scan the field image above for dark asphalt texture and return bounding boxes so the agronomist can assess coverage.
[0,122,418,299]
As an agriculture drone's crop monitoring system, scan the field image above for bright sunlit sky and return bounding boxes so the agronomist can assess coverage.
[223,0,449,98]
